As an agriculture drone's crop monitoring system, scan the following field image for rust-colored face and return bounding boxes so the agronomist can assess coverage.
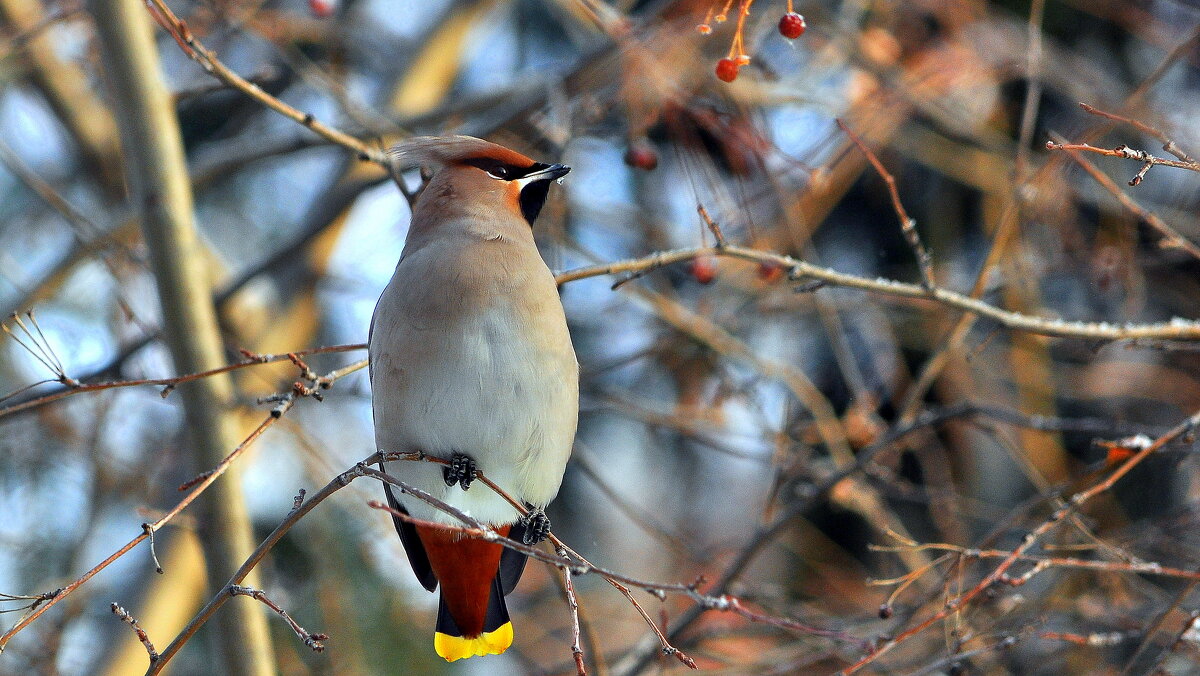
[390,136,570,227]
[457,156,571,225]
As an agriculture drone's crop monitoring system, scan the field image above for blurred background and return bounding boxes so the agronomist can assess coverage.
[2,0,1200,673]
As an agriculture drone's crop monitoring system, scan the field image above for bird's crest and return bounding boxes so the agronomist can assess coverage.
[387,136,535,171]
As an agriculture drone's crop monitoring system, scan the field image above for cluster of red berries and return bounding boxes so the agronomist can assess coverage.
[700,5,808,83]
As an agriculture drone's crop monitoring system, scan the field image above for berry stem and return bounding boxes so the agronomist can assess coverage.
[729,0,752,59]
[715,0,734,22]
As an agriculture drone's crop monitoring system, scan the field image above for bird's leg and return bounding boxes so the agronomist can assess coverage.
[519,507,551,545]
[443,452,476,490]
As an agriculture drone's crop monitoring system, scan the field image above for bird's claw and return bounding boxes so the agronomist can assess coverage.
[443,453,476,490]
[519,509,551,545]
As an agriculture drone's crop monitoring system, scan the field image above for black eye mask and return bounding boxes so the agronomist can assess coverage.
[461,158,569,225]
[462,158,549,181]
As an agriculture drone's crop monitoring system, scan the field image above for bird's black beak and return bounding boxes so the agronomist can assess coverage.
[518,163,570,185]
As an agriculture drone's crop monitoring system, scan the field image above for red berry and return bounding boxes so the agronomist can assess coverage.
[689,257,718,284]
[779,12,806,39]
[308,0,335,17]
[715,58,739,82]
[756,261,784,282]
[624,142,658,171]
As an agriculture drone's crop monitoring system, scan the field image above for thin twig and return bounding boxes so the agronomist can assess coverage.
[446,459,861,660]
[11,232,1200,423]
[902,634,1019,676]
[1052,137,1200,261]
[1014,0,1046,185]
[2,311,70,384]
[836,119,935,289]
[227,586,328,652]
[869,540,1200,583]
[0,412,279,650]
[157,448,847,672]
[141,524,163,574]
[111,603,159,663]
[840,407,1200,674]
[1148,610,1200,674]
[558,545,588,676]
[9,409,259,642]
[696,204,728,247]
[1078,102,1195,165]
[1045,140,1200,185]
[0,343,365,419]
[142,0,389,166]
[0,358,360,651]
[887,24,1200,447]
[146,457,517,674]
[1121,577,1200,675]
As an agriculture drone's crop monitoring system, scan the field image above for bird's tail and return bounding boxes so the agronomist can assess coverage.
[417,521,529,662]
[433,575,513,661]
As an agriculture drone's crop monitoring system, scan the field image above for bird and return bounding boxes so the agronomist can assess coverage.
[368,135,578,662]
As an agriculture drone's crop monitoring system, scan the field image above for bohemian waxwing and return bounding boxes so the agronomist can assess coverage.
[369,135,578,661]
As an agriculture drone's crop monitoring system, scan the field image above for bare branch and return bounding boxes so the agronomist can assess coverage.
[142,0,389,167]
[0,357,360,651]
[842,407,1200,674]
[1078,102,1196,165]
[558,545,588,676]
[1051,137,1200,261]
[1045,140,1200,185]
[556,246,1200,342]
[0,343,365,419]
[227,586,328,653]
[111,603,159,663]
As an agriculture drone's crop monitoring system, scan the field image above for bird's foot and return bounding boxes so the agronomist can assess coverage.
[443,452,476,490]
[519,509,551,545]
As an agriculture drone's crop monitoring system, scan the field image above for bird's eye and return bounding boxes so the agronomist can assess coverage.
[463,157,521,180]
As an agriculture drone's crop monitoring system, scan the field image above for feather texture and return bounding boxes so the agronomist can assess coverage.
[388,135,537,171]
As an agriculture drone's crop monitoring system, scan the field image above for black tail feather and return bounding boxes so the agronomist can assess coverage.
[436,574,510,637]
[499,522,532,595]
[379,464,438,592]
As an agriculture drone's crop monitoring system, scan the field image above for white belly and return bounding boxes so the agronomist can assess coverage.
[369,249,578,526]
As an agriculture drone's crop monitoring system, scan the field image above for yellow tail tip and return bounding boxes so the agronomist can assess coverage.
[434,622,514,662]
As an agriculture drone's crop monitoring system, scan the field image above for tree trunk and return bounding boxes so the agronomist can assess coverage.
[87,4,276,674]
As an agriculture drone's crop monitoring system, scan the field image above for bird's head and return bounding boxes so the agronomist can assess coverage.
[388,136,570,228]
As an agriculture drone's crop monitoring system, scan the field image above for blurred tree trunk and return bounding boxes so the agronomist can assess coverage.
[86,4,276,675]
